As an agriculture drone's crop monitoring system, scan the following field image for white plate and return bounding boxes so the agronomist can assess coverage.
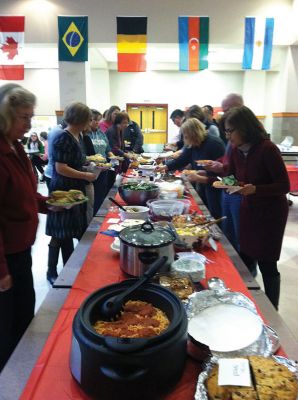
[188,303,263,352]
[213,183,243,194]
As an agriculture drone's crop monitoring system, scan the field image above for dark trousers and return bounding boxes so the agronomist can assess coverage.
[198,184,222,219]
[93,171,108,216]
[240,252,280,309]
[0,248,35,372]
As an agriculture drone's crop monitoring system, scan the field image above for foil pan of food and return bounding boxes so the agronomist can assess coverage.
[152,272,195,302]
[186,281,279,358]
[194,355,298,400]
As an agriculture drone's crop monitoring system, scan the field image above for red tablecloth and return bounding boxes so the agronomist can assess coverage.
[286,165,298,191]
[20,193,285,400]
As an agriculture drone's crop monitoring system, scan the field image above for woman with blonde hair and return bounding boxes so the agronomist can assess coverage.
[158,118,225,218]
[0,83,48,371]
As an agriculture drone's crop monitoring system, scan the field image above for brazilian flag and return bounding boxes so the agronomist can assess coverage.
[58,16,88,61]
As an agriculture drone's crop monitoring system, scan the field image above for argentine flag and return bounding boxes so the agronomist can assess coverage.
[242,17,274,70]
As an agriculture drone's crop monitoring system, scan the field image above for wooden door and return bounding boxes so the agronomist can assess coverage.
[126,104,168,144]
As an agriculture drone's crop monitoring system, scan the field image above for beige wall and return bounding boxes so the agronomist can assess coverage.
[0,0,294,45]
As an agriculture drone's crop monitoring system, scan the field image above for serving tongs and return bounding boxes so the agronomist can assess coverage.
[100,256,168,321]
[185,216,227,229]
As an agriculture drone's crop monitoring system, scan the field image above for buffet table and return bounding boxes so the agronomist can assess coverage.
[286,165,298,192]
[0,177,297,400]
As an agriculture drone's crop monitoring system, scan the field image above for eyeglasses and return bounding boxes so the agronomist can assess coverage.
[17,114,33,123]
[225,128,236,134]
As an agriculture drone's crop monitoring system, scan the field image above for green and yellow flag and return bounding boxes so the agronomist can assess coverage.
[58,16,88,62]
[117,16,147,72]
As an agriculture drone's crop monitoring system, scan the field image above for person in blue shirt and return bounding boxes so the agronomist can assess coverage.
[157,118,225,218]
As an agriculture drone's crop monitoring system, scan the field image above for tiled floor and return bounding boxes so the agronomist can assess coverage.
[32,183,298,340]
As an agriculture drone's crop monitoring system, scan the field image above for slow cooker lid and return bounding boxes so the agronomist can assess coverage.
[119,220,174,247]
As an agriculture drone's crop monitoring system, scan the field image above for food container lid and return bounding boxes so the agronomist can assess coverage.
[119,220,175,247]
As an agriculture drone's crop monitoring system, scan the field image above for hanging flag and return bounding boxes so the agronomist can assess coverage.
[242,17,274,70]
[178,16,209,71]
[117,16,147,72]
[58,16,88,62]
[0,16,25,80]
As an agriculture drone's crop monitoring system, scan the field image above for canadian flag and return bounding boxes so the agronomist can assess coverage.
[0,16,25,80]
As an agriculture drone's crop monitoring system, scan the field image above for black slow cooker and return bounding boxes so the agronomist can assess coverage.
[70,280,188,400]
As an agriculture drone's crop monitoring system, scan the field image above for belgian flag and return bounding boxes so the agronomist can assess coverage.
[117,16,147,72]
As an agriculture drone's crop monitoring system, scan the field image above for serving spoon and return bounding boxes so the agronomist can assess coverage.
[108,197,127,212]
[100,256,168,321]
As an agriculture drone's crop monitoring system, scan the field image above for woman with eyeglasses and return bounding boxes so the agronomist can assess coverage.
[223,106,290,309]
[0,84,48,371]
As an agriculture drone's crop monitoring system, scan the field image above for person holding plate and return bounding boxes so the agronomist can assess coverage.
[223,106,290,309]
[45,102,97,284]
[0,84,48,371]
[156,118,225,219]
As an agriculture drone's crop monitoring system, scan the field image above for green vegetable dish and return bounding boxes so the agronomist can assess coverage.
[121,182,159,191]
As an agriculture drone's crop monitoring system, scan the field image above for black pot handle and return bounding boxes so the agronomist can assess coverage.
[138,251,159,264]
[104,337,148,353]
[99,366,148,382]
[140,220,154,233]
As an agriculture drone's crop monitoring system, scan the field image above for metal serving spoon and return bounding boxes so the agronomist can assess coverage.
[100,256,168,321]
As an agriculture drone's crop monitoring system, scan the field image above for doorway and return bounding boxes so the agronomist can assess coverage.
[126,103,168,144]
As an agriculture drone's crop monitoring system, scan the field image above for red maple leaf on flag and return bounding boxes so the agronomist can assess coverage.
[1,37,19,60]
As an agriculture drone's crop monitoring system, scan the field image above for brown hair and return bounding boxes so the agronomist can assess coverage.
[105,105,120,123]
[63,102,91,126]
[114,112,129,125]
[224,106,268,145]
[181,118,207,147]
[185,105,205,122]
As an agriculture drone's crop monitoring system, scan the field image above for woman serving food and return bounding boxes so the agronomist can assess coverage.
[156,118,225,219]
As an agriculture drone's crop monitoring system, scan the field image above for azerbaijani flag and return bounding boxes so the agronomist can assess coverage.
[117,16,147,72]
[178,16,209,71]
[242,17,274,70]
[0,16,24,80]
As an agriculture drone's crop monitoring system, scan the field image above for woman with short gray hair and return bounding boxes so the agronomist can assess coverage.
[0,83,48,371]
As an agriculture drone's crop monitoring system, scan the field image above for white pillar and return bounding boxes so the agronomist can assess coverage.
[58,61,87,109]
[242,70,267,116]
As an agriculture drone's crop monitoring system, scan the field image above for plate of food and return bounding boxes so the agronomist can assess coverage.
[86,154,106,163]
[213,175,244,193]
[195,159,212,167]
[46,190,88,209]
[181,169,198,176]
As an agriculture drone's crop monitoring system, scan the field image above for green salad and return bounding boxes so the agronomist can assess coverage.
[121,182,159,191]
[221,175,239,186]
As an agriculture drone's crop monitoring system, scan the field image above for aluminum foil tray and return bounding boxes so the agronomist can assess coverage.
[194,355,298,400]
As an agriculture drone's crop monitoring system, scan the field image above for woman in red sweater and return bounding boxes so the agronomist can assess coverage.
[224,106,290,309]
[0,84,48,371]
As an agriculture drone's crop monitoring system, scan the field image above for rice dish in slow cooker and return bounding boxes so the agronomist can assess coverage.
[93,300,170,338]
